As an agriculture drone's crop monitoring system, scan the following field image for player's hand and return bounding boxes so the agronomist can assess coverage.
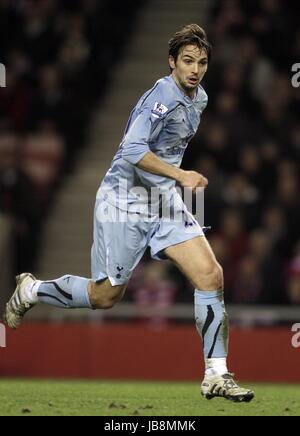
[178,170,208,193]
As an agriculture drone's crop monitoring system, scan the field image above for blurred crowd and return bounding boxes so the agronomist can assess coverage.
[196,0,300,305]
[0,0,299,315]
[0,0,141,274]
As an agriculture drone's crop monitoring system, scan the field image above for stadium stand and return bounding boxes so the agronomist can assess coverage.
[0,0,299,314]
[0,0,144,282]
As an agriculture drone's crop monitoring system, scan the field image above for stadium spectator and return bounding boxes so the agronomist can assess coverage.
[131,262,178,329]
[0,131,41,275]
[286,242,300,304]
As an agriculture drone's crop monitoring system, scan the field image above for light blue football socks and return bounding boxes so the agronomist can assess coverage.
[195,290,229,376]
[32,275,92,309]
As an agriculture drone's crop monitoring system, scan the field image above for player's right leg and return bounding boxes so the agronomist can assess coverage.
[3,274,128,330]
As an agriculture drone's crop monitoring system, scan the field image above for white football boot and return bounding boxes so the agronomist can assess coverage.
[3,274,37,329]
[201,373,254,403]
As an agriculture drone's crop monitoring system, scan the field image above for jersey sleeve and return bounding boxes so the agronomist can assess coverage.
[121,82,170,165]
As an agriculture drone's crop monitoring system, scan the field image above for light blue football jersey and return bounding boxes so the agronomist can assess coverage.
[98,75,208,213]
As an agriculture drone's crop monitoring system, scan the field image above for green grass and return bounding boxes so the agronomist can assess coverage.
[0,380,299,416]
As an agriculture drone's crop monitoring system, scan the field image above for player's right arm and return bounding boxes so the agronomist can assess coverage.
[136,151,208,193]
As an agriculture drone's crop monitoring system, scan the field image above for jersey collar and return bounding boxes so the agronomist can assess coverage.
[167,75,201,106]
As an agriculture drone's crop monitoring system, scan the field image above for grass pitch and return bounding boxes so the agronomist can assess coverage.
[0,380,299,416]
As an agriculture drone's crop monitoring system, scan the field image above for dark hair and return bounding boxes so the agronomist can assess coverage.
[169,24,212,69]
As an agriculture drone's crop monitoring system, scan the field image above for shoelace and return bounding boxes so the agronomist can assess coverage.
[222,373,240,390]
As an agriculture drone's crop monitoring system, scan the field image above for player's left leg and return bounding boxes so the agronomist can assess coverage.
[164,236,254,402]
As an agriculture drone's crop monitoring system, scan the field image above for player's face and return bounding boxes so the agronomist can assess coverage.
[169,45,208,97]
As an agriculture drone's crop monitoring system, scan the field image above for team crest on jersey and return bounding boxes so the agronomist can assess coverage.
[151,102,168,118]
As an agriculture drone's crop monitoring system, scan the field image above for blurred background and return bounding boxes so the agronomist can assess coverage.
[0,0,299,382]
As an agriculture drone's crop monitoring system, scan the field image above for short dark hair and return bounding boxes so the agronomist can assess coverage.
[169,24,212,69]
